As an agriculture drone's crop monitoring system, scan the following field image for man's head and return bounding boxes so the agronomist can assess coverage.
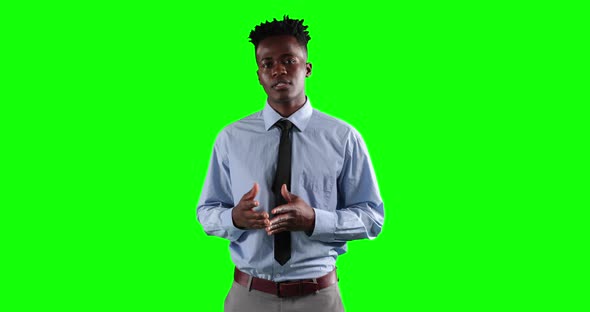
[249,16,312,108]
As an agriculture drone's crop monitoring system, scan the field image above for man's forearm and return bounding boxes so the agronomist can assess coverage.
[308,202,384,243]
[197,205,246,242]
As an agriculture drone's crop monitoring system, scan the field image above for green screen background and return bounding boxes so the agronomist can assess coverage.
[3,1,586,311]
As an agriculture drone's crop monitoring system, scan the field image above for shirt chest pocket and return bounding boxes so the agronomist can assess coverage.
[297,173,336,210]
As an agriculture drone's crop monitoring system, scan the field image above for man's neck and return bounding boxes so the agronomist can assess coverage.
[269,97,307,117]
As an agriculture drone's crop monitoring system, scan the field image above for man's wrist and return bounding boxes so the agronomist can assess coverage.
[231,207,245,229]
[305,209,316,236]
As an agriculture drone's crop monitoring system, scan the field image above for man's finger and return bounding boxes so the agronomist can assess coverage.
[243,182,259,200]
[247,212,269,220]
[281,184,292,202]
[237,199,258,211]
[250,220,269,229]
[272,204,294,215]
[269,215,293,226]
[266,225,289,235]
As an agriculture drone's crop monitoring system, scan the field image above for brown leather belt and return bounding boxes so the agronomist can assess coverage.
[234,268,338,298]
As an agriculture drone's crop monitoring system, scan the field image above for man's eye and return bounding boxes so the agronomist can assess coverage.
[261,63,272,68]
[283,59,296,64]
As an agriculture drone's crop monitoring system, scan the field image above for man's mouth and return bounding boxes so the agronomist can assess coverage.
[272,80,291,89]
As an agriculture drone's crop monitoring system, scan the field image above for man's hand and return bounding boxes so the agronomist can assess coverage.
[266,184,316,235]
[232,183,270,230]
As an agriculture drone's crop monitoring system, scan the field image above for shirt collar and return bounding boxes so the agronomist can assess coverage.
[263,98,313,131]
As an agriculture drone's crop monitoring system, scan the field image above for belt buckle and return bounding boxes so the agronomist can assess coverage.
[277,280,319,298]
[277,281,288,298]
[277,281,297,298]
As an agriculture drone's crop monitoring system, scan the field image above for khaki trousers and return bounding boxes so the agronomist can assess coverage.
[224,281,345,312]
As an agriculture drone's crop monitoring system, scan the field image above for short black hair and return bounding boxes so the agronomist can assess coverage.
[249,15,311,51]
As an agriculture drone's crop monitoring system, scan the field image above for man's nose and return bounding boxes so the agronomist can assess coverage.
[272,63,287,77]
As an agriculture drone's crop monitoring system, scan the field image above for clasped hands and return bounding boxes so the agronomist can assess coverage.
[232,183,315,235]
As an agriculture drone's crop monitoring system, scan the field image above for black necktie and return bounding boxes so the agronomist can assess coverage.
[273,119,293,265]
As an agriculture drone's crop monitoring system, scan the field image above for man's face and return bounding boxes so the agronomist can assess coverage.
[255,35,312,106]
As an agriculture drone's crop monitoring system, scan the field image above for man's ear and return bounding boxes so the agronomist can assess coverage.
[305,62,312,77]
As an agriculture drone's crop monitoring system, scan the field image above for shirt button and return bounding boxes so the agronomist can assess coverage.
[276,273,281,278]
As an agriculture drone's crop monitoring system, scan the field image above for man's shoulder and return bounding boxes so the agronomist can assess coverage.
[212,110,264,146]
[310,109,357,134]
[232,110,264,125]
[219,110,264,133]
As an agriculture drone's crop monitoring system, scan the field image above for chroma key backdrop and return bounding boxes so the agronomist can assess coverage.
[2,1,585,311]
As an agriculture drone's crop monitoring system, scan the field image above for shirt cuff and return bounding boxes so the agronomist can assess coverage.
[309,208,336,241]
[220,207,247,241]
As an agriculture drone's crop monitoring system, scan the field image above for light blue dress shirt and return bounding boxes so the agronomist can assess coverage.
[197,100,384,282]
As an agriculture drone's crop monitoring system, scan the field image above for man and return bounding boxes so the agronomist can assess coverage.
[197,16,384,312]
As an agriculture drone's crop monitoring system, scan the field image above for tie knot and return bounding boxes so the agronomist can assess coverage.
[276,119,293,131]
